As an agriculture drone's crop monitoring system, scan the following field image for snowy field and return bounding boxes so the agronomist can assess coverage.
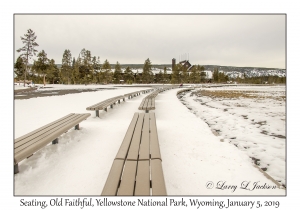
[14,84,286,196]
[180,85,286,187]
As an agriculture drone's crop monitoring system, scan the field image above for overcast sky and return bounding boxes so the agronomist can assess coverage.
[14,14,285,69]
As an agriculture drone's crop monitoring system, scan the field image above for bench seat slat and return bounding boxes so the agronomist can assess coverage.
[86,98,116,110]
[135,160,150,195]
[151,159,167,196]
[101,159,125,196]
[139,113,150,160]
[86,96,124,110]
[15,114,88,152]
[150,113,162,160]
[15,114,85,149]
[14,113,91,164]
[14,113,74,143]
[127,113,144,160]
[117,160,137,195]
[115,113,139,160]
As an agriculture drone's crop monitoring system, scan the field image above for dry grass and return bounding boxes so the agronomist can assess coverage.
[196,90,286,101]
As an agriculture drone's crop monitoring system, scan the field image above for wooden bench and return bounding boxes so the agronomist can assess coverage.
[138,90,160,113]
[86,95,125,117]
[101,112,167,196]
[14,113,91,174]
[124,89,153,99]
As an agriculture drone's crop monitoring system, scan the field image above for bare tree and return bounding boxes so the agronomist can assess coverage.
[16,29,39,86]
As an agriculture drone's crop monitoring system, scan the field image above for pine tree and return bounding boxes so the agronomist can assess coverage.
[101,59,112,84]
[213,68,219,83]
[124,66,134,84]
[200,66,206,83]
[142,58,153,83]
[156,70,163,83]
[61,49,72,84]
[91,56,101,83]
[14,56,25,80]
[32,50,49,86]
[163,67,168,84]
[16,29,39,86]
[171,64,180,84]
[47,59,59,84]
[113,61,122,84]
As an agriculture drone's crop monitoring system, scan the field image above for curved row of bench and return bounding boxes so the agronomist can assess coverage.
[15,86,183,196]
[86,89,154,117]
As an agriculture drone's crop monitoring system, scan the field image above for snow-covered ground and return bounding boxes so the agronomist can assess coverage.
[180,85,286,187]
[13,84,285,196]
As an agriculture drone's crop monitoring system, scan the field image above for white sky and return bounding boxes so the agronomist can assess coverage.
[14,14,285,69]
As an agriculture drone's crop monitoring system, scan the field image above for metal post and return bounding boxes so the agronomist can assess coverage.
[75,124,79,130]
[52,138,58,144]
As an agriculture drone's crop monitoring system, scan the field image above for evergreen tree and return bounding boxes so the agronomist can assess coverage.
[181,65,188,83]
[124,66,134,84]
[200,66,206,83]
[101,59,112,84]
[171,64,180,84]
[135,70,142,84]
[47,59,60,84]
[16,29,39,86]
[142,58,153,83]
[189,66,197,83]
[163,67,169,84]
[61,49,72,84]
[113,61,122,84]
[14,56,25,80]
[91,56,101,83]
[32,50,49,86]
[213,68,219,82]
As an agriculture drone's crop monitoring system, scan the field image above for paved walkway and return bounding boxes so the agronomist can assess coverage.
[155,88,285,195]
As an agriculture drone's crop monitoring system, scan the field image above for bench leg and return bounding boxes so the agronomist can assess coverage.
[96,110,99,117]
[128,96,130,99]
[14,164,19,174]
[118,100,120,104]
[123,98,125,102]
[75,124,79,130]
[52,138,58,144]
[110,105,113,108]
[146,110,149,113]
[104,108,107,112]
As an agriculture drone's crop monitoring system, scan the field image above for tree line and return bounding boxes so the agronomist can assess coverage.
[15,29,285,86]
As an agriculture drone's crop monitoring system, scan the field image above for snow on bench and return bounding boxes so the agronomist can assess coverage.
[101,112,167,196]
[14,113,91,174]
[138,86,177,113]
[138,90,159,113]
[86,95,126,117]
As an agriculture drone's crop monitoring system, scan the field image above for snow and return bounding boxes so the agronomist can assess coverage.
[13,84,286,197]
